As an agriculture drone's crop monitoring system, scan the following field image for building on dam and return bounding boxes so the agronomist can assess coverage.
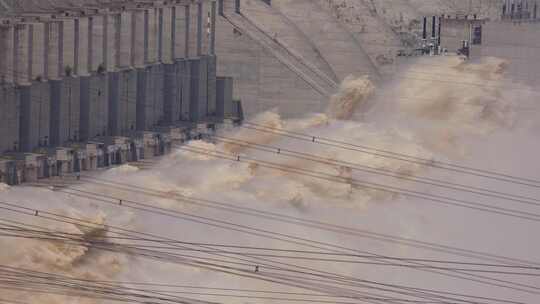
[0,0,243,185]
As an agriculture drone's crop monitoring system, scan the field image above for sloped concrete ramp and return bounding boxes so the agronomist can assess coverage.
[272,0,381,81]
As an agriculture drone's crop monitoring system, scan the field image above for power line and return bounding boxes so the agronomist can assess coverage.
[2,229,539,277]
[72,175,540,267]
[49,175,540,295]
[239,122,540,188]
[0,228,519,304]
[0,266,217,304]
[0,265,470,304]
[0,203,528,304]
[176,145,540,223]
[207,135,540,208]
[4,223,535,269]
[18,176,540,296]
[0,221,485,304]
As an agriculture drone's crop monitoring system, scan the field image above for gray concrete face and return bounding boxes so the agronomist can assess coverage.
[80,73,108,141]
[108,69,137,136]
[2,0,234,145]
[207,54,217,116]
[215,6,326,117]
[271,0,380,81]
[49,76,81,146]
[179,59,192,121]
[216,76,233,120]
[136,64,165,131]
[0,85,20,153]
[163,63,180,124]
[19,81,51,152]
[163,59,193,123]
[189,57,208,122]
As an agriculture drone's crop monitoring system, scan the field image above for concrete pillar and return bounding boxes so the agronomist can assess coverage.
[143,10,149,64]
[91,15,106,73]
[74,19,79,75]
[131,10,145,68]
[189,57,207,122]
[197,2,203,56]
[113,70,136,134]
[130,11,137,67]
[185,5,191,58]
[210,0,216,55]
[148,8,159,63]
[172,5,186,59]
[170,6,176,61]
[58,21,64,78]
[27,24,33,84]
[189,4,199,57]
[207,55,217,116]
[102,14,108,70]
[61,19,76,77]
[180,60,191,121]
[77,17,89,76]
[19,81,51,152]
[159,6,173,64]
[0,86,20,153]
[30,23,44,81]
[80,73,108,140]
[216,76,233,119]
[13,24,31,85]
[163,62,182,124]
[0,26,8,83]
[50,77,81,145]
[114,13,121,69]
[46,21,61,80]
[87,17,93,73]
[2,26,14,83]
[158,8,164,62]
[13,24,21,84]
[118,12,132,68]
[136,64,164,131]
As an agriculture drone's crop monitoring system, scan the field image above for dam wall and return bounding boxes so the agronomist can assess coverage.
[0,0,242,185]
[0,0,394,184]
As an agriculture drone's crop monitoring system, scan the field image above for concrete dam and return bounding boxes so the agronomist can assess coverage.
[0,0,388,185]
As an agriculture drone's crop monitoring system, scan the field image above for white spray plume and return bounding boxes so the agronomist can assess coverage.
[1,55,539,304]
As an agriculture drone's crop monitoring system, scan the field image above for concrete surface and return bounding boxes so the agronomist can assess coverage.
[0,85,19,153]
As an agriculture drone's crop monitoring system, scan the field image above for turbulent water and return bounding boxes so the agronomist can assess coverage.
[1,55,539,304]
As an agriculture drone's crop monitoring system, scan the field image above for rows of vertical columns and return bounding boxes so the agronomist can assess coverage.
[0,0,221,154]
